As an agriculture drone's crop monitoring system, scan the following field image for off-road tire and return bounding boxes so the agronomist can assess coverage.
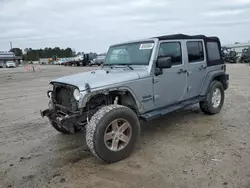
[200,80,224,115]
[86,105,140,163]
[50,121,80,134]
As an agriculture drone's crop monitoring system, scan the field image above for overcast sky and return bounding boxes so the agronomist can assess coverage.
[0,0,250,53]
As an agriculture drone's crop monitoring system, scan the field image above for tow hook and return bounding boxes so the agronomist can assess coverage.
[40,109,53,118]
[40,110,44,118]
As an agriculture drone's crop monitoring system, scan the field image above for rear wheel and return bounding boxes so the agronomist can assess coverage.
[200,80,225,115]
[86,105,140,163]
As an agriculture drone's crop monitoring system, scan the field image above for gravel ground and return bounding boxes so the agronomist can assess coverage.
[0,64,250,188]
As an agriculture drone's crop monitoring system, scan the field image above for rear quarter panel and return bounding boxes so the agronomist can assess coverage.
[200,65,226,95]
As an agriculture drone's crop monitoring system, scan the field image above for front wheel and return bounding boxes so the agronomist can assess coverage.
[200,80,225,115]
[86,105,140,163]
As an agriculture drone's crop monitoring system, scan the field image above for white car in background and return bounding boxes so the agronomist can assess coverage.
[6,61,16,68]
[90,54,106,66]
[57,59,67,65]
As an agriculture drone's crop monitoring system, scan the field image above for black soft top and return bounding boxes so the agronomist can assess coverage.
[153,34,223,67]
[155,34,220,42]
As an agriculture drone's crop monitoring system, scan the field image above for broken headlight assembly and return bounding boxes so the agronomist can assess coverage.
[47,90,53,99]
[73,88,81,101]
[47,84,54,99]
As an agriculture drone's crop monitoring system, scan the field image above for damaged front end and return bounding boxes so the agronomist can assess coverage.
[40,83,88,133]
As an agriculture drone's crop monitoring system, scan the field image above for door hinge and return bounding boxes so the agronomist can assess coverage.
[154,95,160,100]
[153,78,159,84]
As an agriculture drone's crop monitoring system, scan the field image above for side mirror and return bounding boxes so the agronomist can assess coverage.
[156,57,172,69]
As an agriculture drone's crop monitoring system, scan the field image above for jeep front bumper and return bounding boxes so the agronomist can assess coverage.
[40,108,87,126]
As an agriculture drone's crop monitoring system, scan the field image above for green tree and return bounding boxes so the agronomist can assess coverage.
[9,48,23,56]
[64,47,73,57]
[23,47,82,60]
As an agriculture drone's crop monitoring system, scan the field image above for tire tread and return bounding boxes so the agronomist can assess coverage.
[86,104,140,163]
[200,80,224,115]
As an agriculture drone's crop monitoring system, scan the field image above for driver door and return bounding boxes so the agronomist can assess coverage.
[153,41,187,107]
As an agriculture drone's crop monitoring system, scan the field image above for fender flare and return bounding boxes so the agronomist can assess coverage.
[200,70,227,95]
[79,86,145,113]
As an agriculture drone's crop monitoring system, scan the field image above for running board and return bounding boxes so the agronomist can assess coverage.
[140,96,205,122]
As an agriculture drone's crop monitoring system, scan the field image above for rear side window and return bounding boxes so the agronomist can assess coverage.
[187,41,204,63]
[207,42,221,61]
[158,42,182,66]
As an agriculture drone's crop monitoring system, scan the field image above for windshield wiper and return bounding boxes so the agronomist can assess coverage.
[103,64,114,69]
[103,64,134,70]
[119,64,134,70]
[113,64,134,70]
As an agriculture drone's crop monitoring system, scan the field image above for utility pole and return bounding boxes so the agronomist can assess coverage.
[10,41,13,49]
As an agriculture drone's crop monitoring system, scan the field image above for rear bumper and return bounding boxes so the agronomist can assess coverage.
[225,74,229,90]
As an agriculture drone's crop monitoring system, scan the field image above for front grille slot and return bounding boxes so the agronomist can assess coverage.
[53,84,78,111]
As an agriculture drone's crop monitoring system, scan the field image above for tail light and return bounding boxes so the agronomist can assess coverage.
[222,64,226,72]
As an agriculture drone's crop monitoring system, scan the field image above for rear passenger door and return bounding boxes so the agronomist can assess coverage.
[185,40,207,99]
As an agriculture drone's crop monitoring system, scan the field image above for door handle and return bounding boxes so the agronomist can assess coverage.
[199,65,207,70]
[177,69,187,74]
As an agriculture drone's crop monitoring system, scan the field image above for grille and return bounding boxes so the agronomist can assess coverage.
[54,85,78,111]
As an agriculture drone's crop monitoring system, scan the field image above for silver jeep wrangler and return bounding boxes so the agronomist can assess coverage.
[41,34,229,163]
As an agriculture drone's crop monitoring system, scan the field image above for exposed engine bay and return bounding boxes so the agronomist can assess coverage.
[42,82,138,133]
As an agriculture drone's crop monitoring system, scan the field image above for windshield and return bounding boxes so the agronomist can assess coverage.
[105,41,154,65]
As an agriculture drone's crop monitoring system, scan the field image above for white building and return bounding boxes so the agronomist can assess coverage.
[222,42,250,56]
[0,51,22,67]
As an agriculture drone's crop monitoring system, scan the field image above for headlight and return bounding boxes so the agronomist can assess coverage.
[73,89,81,101]
[47,84,53,98]
[47,90,52,98]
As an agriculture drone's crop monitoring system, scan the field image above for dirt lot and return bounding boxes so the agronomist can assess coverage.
[0,64,250,188]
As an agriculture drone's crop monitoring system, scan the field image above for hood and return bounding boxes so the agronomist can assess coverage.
[51,68,149,91]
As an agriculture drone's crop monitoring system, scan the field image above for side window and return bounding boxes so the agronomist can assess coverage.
[207,42,220,61]
[187,41,204,63]
[158,42,182,66]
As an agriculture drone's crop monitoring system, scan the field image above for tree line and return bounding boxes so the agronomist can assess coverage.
[9,47,77,61]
